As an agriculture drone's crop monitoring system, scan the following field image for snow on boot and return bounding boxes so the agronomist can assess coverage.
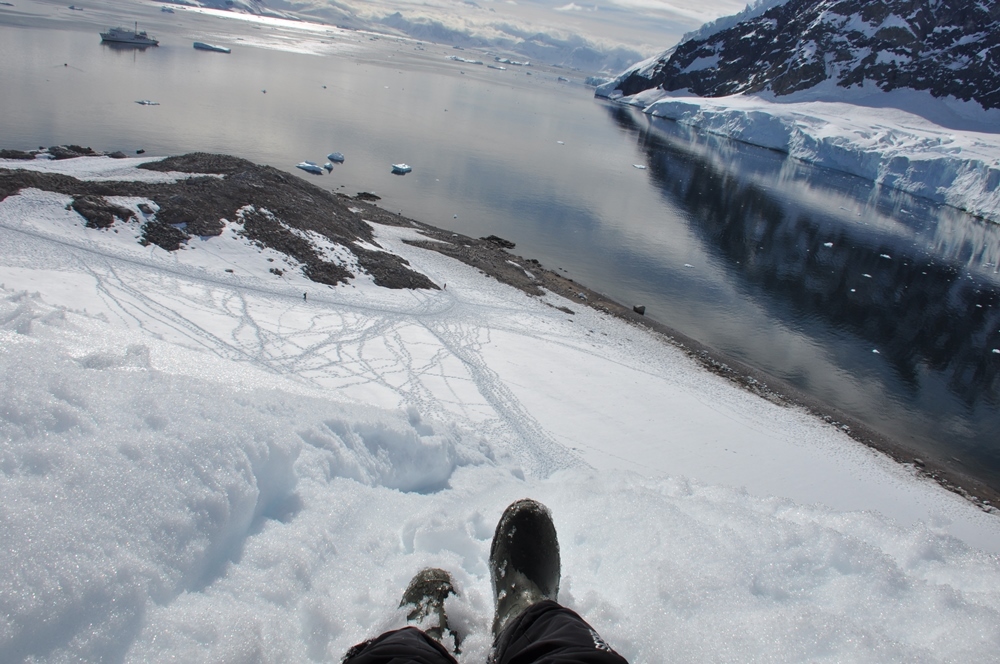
[489,498,561,638]
[399,567,461,654]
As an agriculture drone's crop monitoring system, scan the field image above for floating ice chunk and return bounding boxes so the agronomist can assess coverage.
[633,164,647,169]
[873,349,880,354]
[557,141,565,145]
[823,242,834,247]
[880,254,892,259]
[134,100,159,106]
[328,152,345,163]
[862,273,872,278]
[448,55,483,65]
[296,161,324,175]
[193,42,230,53]
[391,163,412,174]
[684,263,694,268]
[323,162,333,172]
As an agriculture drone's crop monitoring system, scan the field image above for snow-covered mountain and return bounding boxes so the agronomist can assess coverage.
[607,0,1000,106]
[597,0,1000,223]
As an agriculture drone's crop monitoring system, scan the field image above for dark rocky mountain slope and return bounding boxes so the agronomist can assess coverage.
[604,0,1000,109]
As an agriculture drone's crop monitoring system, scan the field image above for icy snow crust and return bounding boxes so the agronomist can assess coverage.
[608,86,1000,223]
[2,159,1000,661]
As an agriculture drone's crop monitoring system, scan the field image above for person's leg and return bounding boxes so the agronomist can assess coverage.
[490,600,628,664]
[341,626,457,664]
[488,499,629,664]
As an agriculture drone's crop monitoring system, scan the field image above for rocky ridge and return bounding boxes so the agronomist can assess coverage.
[605,0,1000,108]
[0,151,436,289]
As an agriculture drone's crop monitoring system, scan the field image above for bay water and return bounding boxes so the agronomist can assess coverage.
[2,0,999,491]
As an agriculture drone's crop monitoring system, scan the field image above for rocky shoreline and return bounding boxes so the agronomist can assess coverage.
[3,147,996,512]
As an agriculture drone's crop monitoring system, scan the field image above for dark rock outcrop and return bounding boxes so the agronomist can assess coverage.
[0,152,438,290]
[604,0,1000,109]
[70,195,136,229]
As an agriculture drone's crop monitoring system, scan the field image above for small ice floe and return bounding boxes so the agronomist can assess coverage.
[880,253,892,259]
[850,288,856,292]
[296,161,324,175]
[487,64,506,70]
[976,304,983,308]
[193,42,231,53]
[823,242,833,247]
[862,273,872,278]
[556,141,565,145]
[872,349,880,354]
[161,5,174,12]
[323,162,333,172]
[135,100,159,105]
[327,152,345,163]
[633,164,646,169]
[683,263,694,268]
[993,349,999,354]
[557,76,569,82]
[391,163,412,174]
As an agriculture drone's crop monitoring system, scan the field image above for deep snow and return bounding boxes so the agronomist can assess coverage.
[2,156,1000,662]
[598,83,1000,224]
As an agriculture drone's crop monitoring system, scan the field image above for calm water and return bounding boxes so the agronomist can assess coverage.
[3,0,999,489]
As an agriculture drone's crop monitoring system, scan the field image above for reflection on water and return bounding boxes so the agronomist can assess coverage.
[102,42,153,51]
[608,105,1000,485]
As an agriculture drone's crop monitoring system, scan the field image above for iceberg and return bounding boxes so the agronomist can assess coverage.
[327,152,345,163]
[296,161,324,175]
[193,42,231,54]
[391,163,412,174]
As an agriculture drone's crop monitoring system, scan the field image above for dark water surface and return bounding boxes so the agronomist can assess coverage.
[3,0,999,490]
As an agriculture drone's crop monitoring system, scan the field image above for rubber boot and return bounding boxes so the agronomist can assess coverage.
[399,567,461,654]
[489,499,561,639]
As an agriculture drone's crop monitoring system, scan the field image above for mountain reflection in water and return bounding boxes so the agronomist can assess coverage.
[606,104,1000,488]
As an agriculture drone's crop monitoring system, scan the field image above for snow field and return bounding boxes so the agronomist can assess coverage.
[2,158,1000,661]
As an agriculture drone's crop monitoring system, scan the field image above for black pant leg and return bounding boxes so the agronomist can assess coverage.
[342,626,458,664]
[491,600,629,664]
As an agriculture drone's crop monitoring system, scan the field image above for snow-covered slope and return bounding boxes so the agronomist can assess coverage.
[2,156,1000,662]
